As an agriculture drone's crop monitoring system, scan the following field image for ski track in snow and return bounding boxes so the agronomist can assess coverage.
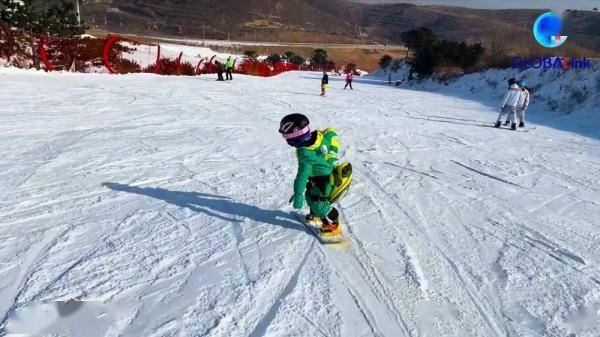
[1,69,599,337]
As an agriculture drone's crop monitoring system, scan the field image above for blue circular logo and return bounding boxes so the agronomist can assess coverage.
[533,12,568,48]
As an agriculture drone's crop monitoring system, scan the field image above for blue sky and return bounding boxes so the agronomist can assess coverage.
[353,0,599,12]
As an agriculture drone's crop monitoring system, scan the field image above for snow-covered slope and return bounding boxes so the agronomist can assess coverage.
[1,68,599,337]
[368,60,600,138]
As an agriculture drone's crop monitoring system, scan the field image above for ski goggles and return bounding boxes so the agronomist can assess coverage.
[280,125,310,140]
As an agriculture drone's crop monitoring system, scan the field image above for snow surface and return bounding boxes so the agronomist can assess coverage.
[1,68,599,337]
[367,60,600,139]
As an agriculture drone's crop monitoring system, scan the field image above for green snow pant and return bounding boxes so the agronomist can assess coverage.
[305,176,334,217]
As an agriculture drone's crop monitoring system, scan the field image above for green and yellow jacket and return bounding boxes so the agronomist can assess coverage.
[293,128,340,199]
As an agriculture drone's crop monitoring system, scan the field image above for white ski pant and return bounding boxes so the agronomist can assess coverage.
[497,105,517,124]
[516,107,526,124]
[504,107,526,124]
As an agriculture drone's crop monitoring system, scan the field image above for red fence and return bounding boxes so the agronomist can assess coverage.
[238,61,301,77]
[0,23,141,72]
[1,23,329,77]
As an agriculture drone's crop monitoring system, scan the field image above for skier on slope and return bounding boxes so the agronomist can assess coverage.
[515,80,530,128]
[344,71,354,90]
[502,79,530,128]
[321,70,329,96]
[495,78,521,130]
[279,114,352,238]
[225,57,234,81]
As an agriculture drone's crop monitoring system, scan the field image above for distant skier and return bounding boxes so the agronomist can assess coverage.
[388,73,392,85]
[321,71,329,96]
[279,113,352,240]
[503,79,530,127]
[495,78,521,130]
[516,80,530,127]
[343,71,354,90]
[225,57,234,80]
[215,61,225,81]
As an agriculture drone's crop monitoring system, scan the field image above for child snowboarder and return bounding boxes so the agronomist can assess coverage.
[495,78,521,130]
[321,71,329,96]
[279,113,352,239]
[516,80,530,127]
[344,71,354,90]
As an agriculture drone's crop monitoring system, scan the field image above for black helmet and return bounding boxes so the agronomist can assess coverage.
[507,78,516,86]
[279,114,311,147]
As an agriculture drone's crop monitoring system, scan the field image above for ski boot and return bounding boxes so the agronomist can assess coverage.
[494,121,501,128]
[319,208,341,237]
[511,123,517,130]
[518,122,525,128]
[503,120,510,126]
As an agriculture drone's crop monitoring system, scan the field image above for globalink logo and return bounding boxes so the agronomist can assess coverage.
[512,11,589,70]
[533,12,567,48]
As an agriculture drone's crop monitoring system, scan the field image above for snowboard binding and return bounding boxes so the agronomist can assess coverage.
[302,211,343,242]
[320,222,341,237]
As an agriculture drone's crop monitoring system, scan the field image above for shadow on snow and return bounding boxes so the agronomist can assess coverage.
[102,183,311,235]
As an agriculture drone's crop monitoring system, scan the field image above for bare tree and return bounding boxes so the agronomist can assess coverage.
[489,30,509,68]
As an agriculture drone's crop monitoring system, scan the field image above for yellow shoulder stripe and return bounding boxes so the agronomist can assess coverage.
[331,138,340,149]
[303,131,323,150]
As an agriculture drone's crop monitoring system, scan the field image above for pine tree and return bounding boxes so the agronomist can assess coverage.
[0,0,42,33]
[379,54,393,69]
[310,49,329,69]
[266,53,281,65]
[1,0,43,68]
[288,54,305,66]
[45,1,85,36]
[1,0,84,36]
[1,0,85,70]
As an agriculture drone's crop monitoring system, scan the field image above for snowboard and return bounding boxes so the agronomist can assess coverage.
[293,212,347,244]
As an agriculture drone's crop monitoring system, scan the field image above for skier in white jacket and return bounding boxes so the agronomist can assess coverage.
[495,78,521,130]
[502,79,530,128]
[515,80,530,127]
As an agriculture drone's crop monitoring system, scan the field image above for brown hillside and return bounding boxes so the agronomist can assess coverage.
[23,0,600,54]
